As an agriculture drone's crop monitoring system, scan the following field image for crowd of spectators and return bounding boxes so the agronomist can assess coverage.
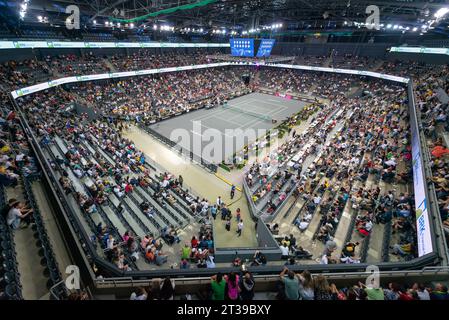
[70,66,248,122]
[277,267,448,300]
[109,49,213,71]
[248,72,417,263]
[126,268,449,300]
[15,88,217,270]
[1,51,447,272]
[415,64,449,243]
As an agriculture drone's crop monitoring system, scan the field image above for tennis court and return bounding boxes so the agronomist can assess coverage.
[148,92,308,164]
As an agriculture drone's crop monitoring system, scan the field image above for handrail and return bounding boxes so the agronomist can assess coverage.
[94,265,449,288]
[49,280,68,300]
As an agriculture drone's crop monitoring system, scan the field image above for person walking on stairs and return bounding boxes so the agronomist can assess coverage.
[225,216,231,231]
[235,208,241,222]
[237,220,243,237]
[230,184,236,200]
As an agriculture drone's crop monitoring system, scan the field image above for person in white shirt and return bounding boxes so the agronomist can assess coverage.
[161,179,169,188]
[319,253,329,265]
[384,158,397,167]
[280,243,289,259]
[6,200,33,229]
[340,256,360,264]
[237,220,244,237]
[206,255,215,268]
[114,186,124,198]
[364,220,373,232]
[130,287,147,300]
[304,212,313,221]
[106,234,115,250]
[299,219,309,231]
[216,196,222,207]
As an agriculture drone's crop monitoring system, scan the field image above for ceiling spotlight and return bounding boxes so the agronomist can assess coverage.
[37,15,42,22]
[434,7,449,19]
[393,25,398,29]
[117,22,121,27]
[153,24,157,30]
[93,20,97,25]
[412,27,418,32]
[386,24,392,29]
[130,23,134,28]
[105,21,109,26]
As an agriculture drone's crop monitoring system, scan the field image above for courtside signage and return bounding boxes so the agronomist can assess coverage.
[0,40,230,50]
[390,47,449,55]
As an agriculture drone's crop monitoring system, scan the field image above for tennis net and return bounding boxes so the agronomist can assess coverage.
[222,103,272,122]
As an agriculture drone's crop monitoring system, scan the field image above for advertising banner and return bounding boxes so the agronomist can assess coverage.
[0,40,229,50]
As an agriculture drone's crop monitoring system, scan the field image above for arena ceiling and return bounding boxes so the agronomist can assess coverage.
[5,0,449,33]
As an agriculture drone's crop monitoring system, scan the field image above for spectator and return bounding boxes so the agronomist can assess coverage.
[313,275,334,300]
[159,277,175,300]
[239,272,255,301]
[224,272,240,301]
[298,270,315,300]
[279,267,300,300]
[6,199,33,230]
[210,273,226,300]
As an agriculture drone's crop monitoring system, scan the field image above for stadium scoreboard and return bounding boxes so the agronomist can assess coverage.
[230,38,276,57]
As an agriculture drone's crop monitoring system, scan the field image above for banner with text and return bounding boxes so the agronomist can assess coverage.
[0,40,230,50]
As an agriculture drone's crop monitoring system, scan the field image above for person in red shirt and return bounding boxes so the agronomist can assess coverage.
[235,208,241,222]
[124,183,133,193]
[190,236,198,249]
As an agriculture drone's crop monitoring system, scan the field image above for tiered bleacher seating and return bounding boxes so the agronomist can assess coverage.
[0,186,23,300]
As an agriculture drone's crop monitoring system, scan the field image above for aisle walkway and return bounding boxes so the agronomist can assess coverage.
[5,185,49,300]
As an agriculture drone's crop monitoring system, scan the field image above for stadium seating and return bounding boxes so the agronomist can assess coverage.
[0,48,447,300]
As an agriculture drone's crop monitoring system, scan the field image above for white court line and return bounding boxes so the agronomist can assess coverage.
[189,95,304,137]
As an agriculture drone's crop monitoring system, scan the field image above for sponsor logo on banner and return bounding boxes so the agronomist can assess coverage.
[13,41,20,48]
[48,80,58,87]
[46,41,54,48]
[75,75,89,81]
